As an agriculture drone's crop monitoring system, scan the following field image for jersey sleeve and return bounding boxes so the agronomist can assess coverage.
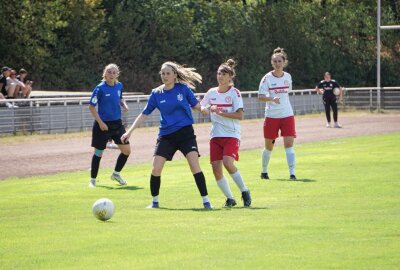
[185,86,199,107]
[258,75,270,97]
[287,74,293,93]
[142,91,157,115]
[232,89,244,111]
[332,80,341,88]
[89,86,100,106]
[317,81,324,89]
[200,90,211,107]
[119,82,124,99]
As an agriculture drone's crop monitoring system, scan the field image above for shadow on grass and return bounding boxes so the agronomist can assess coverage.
[157,206,268,211]
[274,178,316,183]
[96,220,116,223]
[96,185,143,191]
[223,206,269,210]
[158,207,222,212]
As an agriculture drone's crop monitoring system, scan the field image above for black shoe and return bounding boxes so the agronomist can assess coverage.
[224,198,237,207]
[290,175,297,180]
[261,172,269,180]
[241,190,252,207]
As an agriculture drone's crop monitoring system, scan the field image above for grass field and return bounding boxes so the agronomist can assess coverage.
[1,133,399,269]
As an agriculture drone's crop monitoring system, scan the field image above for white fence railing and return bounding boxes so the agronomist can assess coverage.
[0,87,399,135]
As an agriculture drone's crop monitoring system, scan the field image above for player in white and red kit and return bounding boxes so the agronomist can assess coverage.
[201,59,251,207]
[258,48,297,180]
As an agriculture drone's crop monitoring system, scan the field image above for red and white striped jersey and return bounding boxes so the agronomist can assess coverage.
[258,71,294,118]
[200,86,243,139]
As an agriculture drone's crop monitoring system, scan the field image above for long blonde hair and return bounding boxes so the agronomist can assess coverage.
[102,63,120,82]
[159,61,202,90]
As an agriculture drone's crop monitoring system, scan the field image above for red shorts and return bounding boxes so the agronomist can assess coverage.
[210,137,240,162]
[263,116,296,140]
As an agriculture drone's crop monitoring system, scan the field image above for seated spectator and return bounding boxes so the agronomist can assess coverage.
[0,66,11,98]
[6,69,26,98]
[17,68,33,98]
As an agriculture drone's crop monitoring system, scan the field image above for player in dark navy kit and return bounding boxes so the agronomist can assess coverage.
[121,61,213,209]
[88,63,130,187]
[315,72,343,128]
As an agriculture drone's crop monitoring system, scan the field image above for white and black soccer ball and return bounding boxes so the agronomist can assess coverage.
[333,87,340,96]
[92,198,115,221]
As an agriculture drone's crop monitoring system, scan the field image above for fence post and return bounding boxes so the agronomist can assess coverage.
[369,88,373,111]
[12,104,16,135]
[64,100,68,133]
[48,101,51,134]
[377,88,381,111]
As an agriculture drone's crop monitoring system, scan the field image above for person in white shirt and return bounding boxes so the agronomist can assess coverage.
[258,47,297,180]
[201,59,251,207]
[6,70,26,98]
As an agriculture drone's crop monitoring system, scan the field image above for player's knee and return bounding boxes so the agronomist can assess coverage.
[213,170,223,180]
[122,148,131,156]
[94,148,104,157]
[222,160,235,173]
[151,167,162,176]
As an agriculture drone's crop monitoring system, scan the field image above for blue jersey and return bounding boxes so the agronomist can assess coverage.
[142,83,199,136]
[89,81,123,121]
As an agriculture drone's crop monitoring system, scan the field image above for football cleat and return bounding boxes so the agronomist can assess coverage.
[261,172,269,180]
[146,202,159,208]
[111,173,127,185]
[290,175,297,180]
[224,198,237,207]
[88,179,96,188]
[241,190,252,207]
[203,202,213,209]
[334,123,342,128]
[106,142,119,149]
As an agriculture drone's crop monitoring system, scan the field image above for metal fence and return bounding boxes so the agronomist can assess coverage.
[0,87,399,135]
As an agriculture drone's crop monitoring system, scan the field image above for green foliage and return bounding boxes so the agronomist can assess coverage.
[0,0,399,91]
[1,133,400,269]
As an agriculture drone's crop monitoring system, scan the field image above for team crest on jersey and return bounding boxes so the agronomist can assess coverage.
[330,83,333,87]
[284,80,289,85]
[177,93,183,101]
[225,96,232,103]
[91,96,98,104]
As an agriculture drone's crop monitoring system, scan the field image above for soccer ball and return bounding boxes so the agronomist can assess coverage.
[333,87,340,96]
[92,198,115,221]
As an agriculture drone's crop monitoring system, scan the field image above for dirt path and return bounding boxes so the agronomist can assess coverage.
[1,113,399,180]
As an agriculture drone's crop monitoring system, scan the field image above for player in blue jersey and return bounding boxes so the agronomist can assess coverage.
[88,63,130,187]
[121,61,213,209]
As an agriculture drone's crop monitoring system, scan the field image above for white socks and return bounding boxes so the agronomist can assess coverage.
[230,171,248,192]
[202,196,210,203]
[262,148,272,173]
[217,177,234,199]
[285,147,296,175]
[152,195,159,203]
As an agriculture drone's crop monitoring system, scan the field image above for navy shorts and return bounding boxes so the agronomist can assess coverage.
[154,125,199,161]
[91,119,129,150]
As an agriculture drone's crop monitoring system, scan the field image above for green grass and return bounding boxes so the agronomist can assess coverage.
[1,133,399,269]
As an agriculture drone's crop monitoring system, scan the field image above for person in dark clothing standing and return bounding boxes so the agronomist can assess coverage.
[315,72,343,128]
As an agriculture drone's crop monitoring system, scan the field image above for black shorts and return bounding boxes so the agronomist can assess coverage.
[91,119,129,150]
[323,94,337,106]
[154,125,199,161]
[1,88,7,97]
